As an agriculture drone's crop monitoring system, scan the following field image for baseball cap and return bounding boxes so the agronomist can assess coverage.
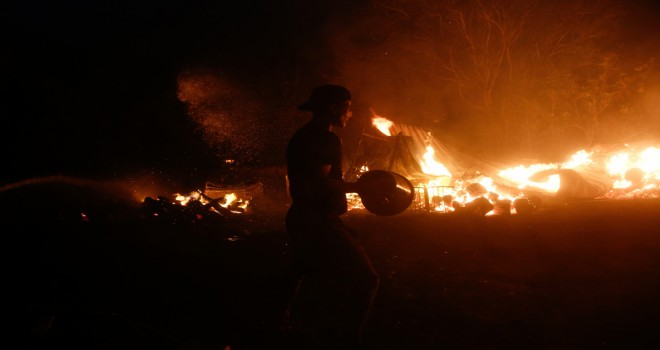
[298,84,352,112]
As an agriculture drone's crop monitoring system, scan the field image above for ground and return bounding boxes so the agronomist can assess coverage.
[5,180,660,349]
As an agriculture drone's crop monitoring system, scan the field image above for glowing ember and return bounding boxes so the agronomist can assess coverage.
[172,191,249,214]
[175,192,200,206]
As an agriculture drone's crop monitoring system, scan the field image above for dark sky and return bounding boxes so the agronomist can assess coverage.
[2,1,321,186]
[3,0,659,187]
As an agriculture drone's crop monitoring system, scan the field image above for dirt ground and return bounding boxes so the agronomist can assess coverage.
[6,181,660,349]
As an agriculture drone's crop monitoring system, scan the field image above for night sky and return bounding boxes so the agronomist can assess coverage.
[3,0,660,188]
[3,0,323,187]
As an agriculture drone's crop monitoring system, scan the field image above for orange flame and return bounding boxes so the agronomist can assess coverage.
[356,120,658,215]
[372,116,393,136]
[420,145,452,177]
[607,146,660,189]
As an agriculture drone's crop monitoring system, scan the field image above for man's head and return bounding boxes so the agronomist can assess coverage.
[298,84,353,128]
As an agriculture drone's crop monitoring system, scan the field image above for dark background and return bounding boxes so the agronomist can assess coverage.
[3,0,660,189]
[3,0,322,187]
[3,1,348,181]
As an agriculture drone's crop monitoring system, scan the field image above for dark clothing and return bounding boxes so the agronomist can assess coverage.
[285,121,376,280]
[286,121,347,216]
[285,207,374,278]
[282,92,378,345]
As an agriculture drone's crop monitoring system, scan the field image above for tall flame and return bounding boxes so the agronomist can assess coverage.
[420,145,451,177]
[372,116,393,136]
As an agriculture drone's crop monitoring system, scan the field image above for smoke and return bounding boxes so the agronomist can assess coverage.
[318,0,660,161]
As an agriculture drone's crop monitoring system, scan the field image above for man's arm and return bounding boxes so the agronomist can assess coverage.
[317,164,361,194]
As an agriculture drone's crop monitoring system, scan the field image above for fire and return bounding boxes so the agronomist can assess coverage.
[221,193,250,212]
[494,146,658,197]
[372,116,393,136]
[349,135,659,215]
[498,163,560,193]
[607,146,660,189]
[496,150,595,194]
[420,145,451,177]
[562,149,593,168]
[172,191,249,214]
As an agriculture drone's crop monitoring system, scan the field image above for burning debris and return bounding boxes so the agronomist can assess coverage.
[138,179,281,240]
[0,175,271,241]
[347,116,660,216]
[142,190,250,225]
[142,180,263,218]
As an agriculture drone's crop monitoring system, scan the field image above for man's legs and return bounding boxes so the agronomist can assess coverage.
[326,222,380,344]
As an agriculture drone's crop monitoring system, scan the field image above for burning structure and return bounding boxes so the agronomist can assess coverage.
[345,115,660,216]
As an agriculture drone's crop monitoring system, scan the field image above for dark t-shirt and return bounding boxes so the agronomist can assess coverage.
[286,121,347,216]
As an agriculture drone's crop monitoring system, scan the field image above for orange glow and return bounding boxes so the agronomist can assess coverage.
[173,191,249,213]
[498,163,559,193]
[372,116,393,136]
[561,150,593,168]
[607,146,660,189]
[420,145,452,177]
[349,144,659,215]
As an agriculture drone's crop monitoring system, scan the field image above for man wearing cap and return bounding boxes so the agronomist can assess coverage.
[282,84,380,347]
